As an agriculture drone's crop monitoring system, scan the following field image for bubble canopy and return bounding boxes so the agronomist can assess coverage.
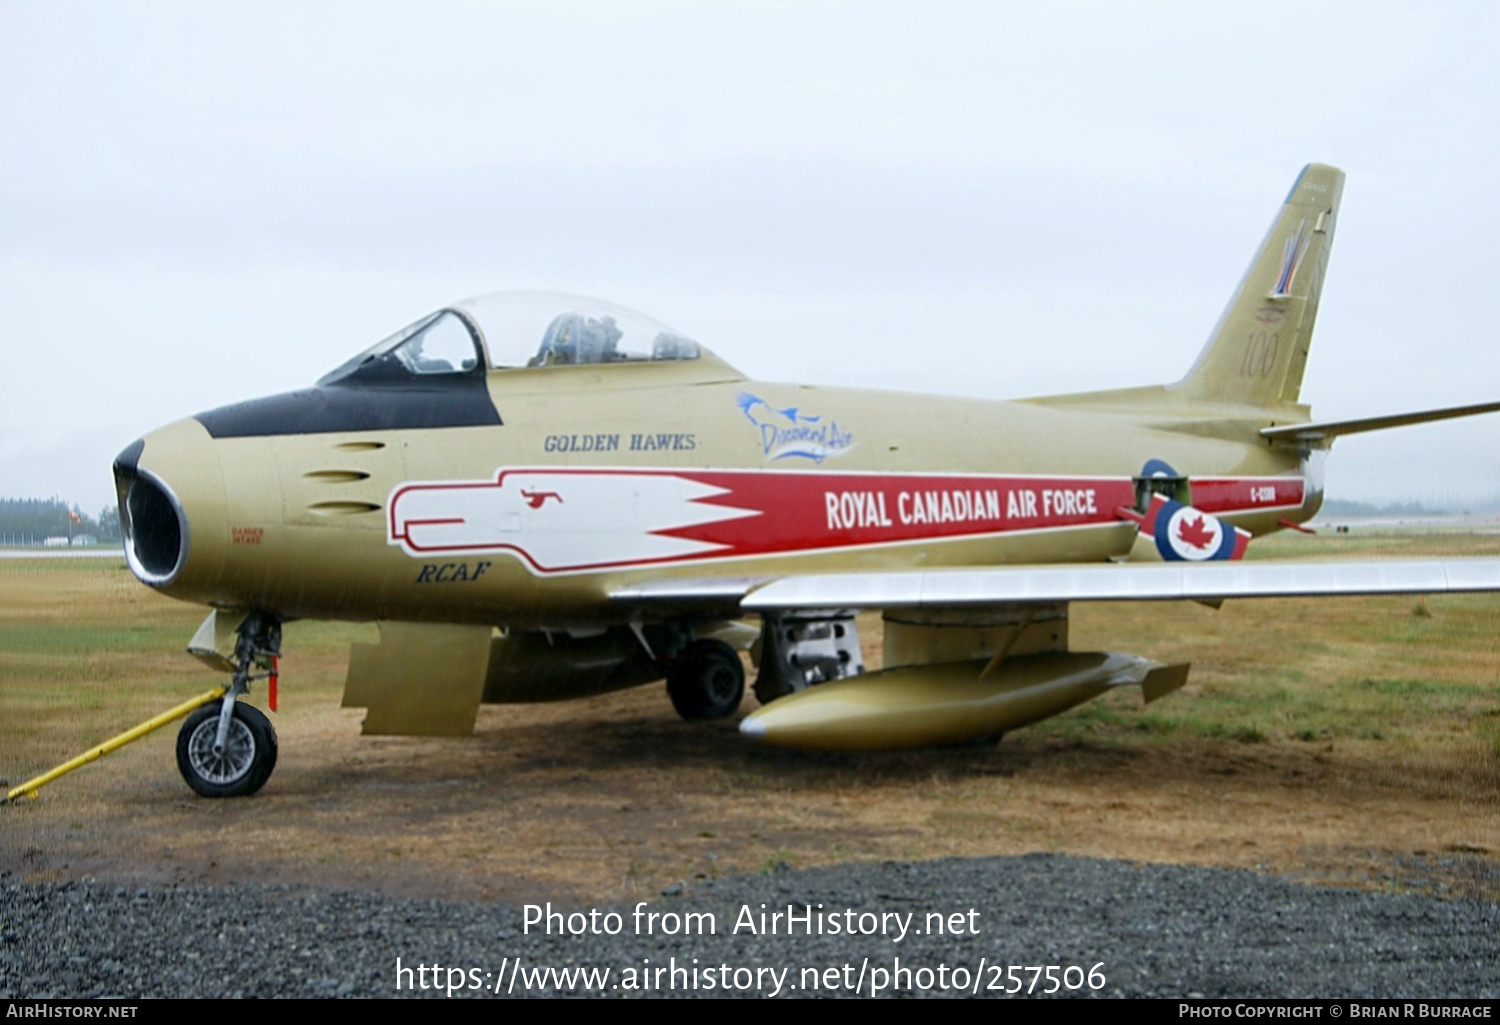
[319,291,702,385]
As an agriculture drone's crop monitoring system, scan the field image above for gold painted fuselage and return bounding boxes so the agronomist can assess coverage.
[127,356,1314,630]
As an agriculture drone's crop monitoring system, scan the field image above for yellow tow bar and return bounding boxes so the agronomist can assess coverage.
[2,685,228,805]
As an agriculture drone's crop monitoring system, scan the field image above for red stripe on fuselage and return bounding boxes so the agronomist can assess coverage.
[658,470,1135,556]
[385,468,1306,573]
[1192,477,1305,514]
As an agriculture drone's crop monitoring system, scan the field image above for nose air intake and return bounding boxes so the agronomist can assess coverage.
[114,439,190,586]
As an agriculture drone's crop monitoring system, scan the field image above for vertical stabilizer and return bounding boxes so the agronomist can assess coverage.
[1174,164,1344,408]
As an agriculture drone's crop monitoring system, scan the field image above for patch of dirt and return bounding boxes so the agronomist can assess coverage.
[5,682,1498,905]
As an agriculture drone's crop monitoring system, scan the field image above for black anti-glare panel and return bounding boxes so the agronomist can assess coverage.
[194,379,502,438]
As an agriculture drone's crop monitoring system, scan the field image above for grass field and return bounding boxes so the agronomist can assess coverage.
[1,528,1497,903]
[1053,528,1500,759]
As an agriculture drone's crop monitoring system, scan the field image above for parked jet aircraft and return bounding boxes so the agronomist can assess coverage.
[114,163,1500,796]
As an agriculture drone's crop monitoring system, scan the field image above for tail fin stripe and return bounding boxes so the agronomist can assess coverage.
[1173,163,1345,409]
[1273,219,1311,297]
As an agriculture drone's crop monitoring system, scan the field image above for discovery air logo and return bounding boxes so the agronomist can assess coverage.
[737,392,855,462]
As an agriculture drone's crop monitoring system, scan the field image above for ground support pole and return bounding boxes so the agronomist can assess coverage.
[2,685,229,804]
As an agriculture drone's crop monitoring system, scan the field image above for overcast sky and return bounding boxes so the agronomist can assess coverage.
[4,1,1499,516]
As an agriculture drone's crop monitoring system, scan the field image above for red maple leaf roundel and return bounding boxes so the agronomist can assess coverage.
[1175,513,1218,550]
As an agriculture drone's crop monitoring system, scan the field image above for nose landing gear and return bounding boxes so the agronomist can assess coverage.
[176,613,282,798]
[176,701,278,797]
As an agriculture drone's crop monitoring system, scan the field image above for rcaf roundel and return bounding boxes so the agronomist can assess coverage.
[1140,494,1251,562]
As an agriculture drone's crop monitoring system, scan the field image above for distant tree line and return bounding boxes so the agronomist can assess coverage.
[0,497,120,545]
[1319,496,1500,518]
[1319,498,1446,518]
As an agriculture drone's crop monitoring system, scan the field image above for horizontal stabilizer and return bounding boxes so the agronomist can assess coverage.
[1261,399,1500,445]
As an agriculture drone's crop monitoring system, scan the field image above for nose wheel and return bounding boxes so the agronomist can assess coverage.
[176,701,278,797]
[176,612,281,797]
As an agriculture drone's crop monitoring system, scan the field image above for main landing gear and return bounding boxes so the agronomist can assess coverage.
[176,613,282,798]
[661,615,862,723]
[666,638,746,720]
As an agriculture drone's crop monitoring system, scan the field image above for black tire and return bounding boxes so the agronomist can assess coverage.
[176,701,278,798]
[667,639,745,720]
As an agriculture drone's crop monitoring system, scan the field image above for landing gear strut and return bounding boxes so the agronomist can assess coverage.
[752,611,863,704]
[176,613,281,797]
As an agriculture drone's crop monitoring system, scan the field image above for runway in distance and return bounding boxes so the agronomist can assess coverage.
[112,163,1500,797]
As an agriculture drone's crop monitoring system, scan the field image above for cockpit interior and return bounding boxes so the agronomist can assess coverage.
[319,292,703,387]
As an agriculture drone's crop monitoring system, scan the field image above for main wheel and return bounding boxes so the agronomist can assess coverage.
[666,639,746,720]
[176,701,278,798]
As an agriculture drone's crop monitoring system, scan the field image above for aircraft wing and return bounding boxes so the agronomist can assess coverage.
[616,557,1500,751]
[611,559,1500,611]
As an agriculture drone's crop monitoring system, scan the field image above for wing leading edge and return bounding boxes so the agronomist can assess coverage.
[612,558,1500,611]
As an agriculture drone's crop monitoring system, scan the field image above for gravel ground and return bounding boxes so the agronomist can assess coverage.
[4,854,1497,999]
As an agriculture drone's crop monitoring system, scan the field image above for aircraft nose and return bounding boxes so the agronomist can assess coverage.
[114,418,228,594]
